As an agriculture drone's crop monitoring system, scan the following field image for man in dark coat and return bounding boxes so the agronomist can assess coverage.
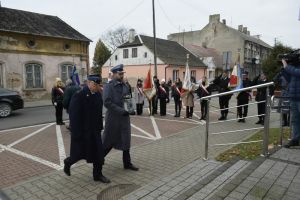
[102,64,139,171]
[151,76,160,115]
[213,71,231,120]
[237,71,252,122]
[253,73,273,125]
[172,78,182,117]
[63,75,110,183]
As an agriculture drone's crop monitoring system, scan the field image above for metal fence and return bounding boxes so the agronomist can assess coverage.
[201,82,274,160]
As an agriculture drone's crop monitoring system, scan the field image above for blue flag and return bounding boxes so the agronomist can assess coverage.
[71,64,80,85]
[235,64,243,90]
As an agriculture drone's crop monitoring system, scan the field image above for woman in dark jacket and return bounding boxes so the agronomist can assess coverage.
[253,73,268,125]
[172,78,182,117]
[51,78,65,125]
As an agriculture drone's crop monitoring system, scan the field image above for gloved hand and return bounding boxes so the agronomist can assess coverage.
[54,102,57,106]
[122,111,129,116]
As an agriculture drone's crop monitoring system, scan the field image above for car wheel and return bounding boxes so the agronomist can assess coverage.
[0,103,12,117]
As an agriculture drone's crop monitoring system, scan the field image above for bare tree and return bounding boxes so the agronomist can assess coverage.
[102,26,129,51]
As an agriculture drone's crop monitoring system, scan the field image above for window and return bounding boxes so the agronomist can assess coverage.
[0,63,3,88]
[173,70,179,81]
[222,51,232,71]
[191,70,196,80]
[144,52,148,58]
[25,63,43,88]
[61,64,73,83]
[132,48,138,58]
[123,49,129,58]
[115,55,118,61]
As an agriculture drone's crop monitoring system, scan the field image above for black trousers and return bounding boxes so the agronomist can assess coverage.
[200,100,208,118]
[55,103,63,123]
[64,157,102,178]
[104,147,131,167]
[186,106,194,118]
[174,99,182,115]
[159,98,167,116]
[257,101,266,121]
[219,96,229,117]
[237,98,249,118]
[151,96,158,114]
[136,104,143,115]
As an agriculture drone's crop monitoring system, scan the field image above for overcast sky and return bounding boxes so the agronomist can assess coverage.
[3,0,300,64]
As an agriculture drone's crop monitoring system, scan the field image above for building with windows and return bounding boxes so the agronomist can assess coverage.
[0,6,91,99]
[102,34,207,84]
[167,14,272,78]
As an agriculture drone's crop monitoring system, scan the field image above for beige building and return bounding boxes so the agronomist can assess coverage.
[102,34,207,84]
[168,14,272,78]
[0,6,91,99]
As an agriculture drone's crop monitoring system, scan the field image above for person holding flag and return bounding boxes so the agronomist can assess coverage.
[143,67,157,115]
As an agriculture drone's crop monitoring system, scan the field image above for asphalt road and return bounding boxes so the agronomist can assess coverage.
[0,106,69,130]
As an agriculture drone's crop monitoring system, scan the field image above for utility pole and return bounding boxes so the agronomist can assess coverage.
[152,0,157,76]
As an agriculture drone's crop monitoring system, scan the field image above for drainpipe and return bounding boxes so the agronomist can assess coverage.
[164,64,170,81]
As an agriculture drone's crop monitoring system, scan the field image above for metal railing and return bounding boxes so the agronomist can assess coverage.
[201,82,274,160]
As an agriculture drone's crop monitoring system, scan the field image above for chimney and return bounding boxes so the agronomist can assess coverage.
[222,19,226,25]
[209,14,220,23]
[242,27,247,34]
[128,29,136,43]
[247,31,250,35]
[238,25,243,32]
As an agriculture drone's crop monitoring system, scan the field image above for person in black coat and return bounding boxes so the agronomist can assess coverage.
[51,78,65,125]
[196,76,210,120]
[213,71,231,120]
[152,76,160,115]
[172,78,182,117]
[157,79,170,116]
[237,71,252,122]
[63,75,110,183]
[253,73,268,125]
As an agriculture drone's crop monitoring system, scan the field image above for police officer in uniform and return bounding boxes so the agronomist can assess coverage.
[237,71,252,122]
[63,75,110,183]
[102,64,139,171]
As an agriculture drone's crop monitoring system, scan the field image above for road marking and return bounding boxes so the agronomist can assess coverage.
[131,134,156,140]
[150,116,161,139]
[56,125,66,166]
[8,123,54,147]
[0,123,48,134]
[0,144,62,170]
[131,124,156,139]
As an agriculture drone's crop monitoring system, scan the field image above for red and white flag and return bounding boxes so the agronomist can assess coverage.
[143,67,156,100]
[229,65,238,87]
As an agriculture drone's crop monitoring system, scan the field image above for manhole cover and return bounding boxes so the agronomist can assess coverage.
[97,184,139,200]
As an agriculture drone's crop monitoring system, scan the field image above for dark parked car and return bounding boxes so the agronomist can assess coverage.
[0,88,24,117]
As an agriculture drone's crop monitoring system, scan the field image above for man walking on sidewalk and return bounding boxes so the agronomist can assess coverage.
[102,64,139,171]
[63,75,110,183]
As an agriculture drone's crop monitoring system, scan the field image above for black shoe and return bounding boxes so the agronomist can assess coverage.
[218,116,225,120]
[94,175,111,183]
[284,140,299,148]
[238,119,242,122]
[124,164,139,171]
[57,122,65,125]
[241,119,246,123]
[63,161,71,176]
[255,120,262,124]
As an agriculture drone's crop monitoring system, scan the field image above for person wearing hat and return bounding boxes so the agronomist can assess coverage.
[157,79,170,116]
[134,79,145,115]
[51,78,65,125]
[102,64,139,171]
[63,75,110,183]
[236,71,252,122]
